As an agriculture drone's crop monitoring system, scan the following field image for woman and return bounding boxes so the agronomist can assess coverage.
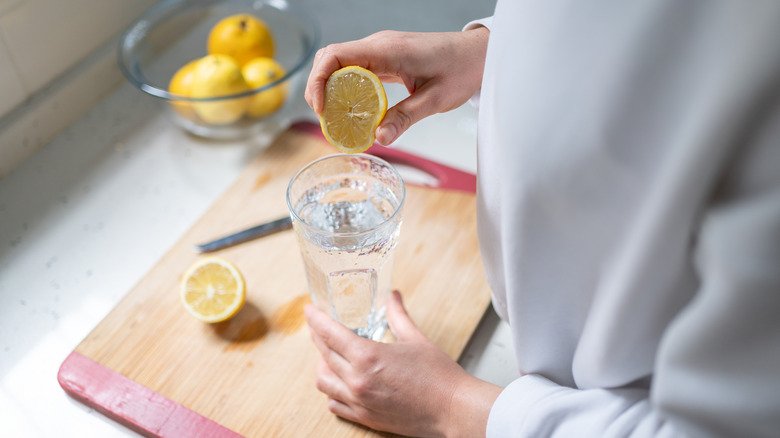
[303,1,780,436]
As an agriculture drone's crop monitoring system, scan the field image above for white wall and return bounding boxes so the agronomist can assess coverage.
[0,0,157,178]
[0,0,156,119]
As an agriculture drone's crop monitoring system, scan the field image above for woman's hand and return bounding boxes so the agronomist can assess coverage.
[304,28,489,145]
[305,291,501,437]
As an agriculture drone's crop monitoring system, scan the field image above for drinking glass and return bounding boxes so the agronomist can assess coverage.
[286,154,405,340]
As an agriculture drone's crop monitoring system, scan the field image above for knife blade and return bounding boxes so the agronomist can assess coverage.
[195,216,293,253]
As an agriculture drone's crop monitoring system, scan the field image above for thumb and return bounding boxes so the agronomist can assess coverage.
[376,84,441,145]
[386,290,422,341]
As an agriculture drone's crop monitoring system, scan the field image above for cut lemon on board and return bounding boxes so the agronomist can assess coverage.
[319,66,388,153]
[181,257,245,323]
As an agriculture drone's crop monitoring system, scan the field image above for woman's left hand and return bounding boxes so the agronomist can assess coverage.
[305,290,501,437]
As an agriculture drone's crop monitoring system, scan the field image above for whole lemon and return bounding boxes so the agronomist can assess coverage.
[207,14,274,67]
[168,59,201,121]
[242,57,288,118]
[190,54,250,125]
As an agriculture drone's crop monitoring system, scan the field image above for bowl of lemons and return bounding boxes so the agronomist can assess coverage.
[118,0,318,139]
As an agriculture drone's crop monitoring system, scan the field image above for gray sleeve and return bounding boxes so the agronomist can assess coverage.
[487,102,780,438]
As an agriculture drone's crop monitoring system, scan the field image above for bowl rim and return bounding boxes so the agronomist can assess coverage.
[117,0,320,102]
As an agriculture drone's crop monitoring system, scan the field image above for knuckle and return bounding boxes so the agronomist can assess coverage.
[349,375,370,397]
[321,43,339,57]
[355,345,378,369]
[371,29,397,40]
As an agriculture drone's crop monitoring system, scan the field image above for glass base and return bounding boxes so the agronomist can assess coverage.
[353,319,388,341]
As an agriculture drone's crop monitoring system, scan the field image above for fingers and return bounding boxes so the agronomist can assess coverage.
[315,360,353,404]
[309,327,351,378]
[386,290,422,341]
[327,398,361,423]
[316,361,368,425]
[305,45,341,114]
[305,304,372,363]
[305,30,416,114]
[376,83,442,145]
[304,50,324,108]
[305,40,384,114]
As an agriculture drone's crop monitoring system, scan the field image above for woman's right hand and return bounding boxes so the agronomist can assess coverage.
[305,28,489,145]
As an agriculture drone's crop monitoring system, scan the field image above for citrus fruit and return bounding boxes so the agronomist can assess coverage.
[242,57,288,118]
[167,59,200,121]
[207,14,274,67]
[190,54,250,125]
[319,66,388,153]
[181,257,245,323]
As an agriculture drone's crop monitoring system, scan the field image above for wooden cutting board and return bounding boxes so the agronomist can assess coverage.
[58,121,491,437]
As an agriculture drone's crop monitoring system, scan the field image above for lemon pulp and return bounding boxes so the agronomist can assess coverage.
[181,257,245,323]
[319,66,387,153]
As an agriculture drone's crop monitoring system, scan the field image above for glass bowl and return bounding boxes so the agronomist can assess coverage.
[118,0,319,140]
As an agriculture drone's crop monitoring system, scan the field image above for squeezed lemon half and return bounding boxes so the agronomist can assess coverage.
[319,66,388,153]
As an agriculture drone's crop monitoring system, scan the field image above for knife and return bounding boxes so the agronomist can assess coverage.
[195,216,293,253]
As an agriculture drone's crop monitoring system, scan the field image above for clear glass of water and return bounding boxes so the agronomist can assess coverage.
[286,154,405,340]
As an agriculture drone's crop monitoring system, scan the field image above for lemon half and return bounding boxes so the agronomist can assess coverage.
[319,66,388,153]
[181,257,245,323]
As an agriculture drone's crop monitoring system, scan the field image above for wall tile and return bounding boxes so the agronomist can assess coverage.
[0,33,27,118]
[0,40,122,178]
[0,0,23,16]
[0,0,155,94]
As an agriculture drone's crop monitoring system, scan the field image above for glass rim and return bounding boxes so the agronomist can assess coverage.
[285,153,406,237]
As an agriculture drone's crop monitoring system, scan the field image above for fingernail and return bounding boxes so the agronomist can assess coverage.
[376,124,397,146]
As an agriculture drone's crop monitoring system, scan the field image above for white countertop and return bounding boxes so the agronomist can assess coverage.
[0,1,516,436]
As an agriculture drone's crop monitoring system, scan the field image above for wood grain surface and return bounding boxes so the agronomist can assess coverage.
[71,127,491,437]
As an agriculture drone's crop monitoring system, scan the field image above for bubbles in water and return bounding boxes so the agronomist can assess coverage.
[295,176,398,234]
